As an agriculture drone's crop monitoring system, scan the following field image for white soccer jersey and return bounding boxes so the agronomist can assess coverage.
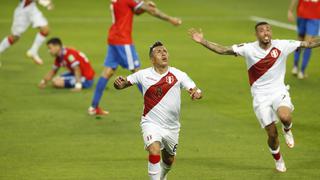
[232,40,301,95]
[127,67,196,132]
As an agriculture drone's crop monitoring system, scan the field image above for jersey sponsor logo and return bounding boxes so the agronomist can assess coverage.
[248,47,281,86]
[143,72,178,116]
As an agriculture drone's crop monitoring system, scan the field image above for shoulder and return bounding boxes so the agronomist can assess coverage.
[169,67,188,79]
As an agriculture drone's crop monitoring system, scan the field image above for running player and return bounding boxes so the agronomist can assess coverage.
[288,0,320,79]
[188,22,320,172]
[88,0,182,116]
[114,41,202,180]
[0,0,54,65]
[38,38,95,91]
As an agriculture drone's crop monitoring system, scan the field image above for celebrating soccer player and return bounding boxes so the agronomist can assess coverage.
[189,22,320,172]
[88,0,182,116]
[0,0,54,65]
[288,0,320,79]
[114,41,202,180]
[38,38,95,91]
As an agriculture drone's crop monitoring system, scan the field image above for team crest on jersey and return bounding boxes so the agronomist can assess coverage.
[166,76,175,84]
[156,87,163,97]
[270,49,279,58]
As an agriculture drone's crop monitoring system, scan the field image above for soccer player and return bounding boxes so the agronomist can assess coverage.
[288,0,320,79]
[0,0,54,65]
[88,0,182,116]
[38,38,95,91]
[188,22,320,172]
[114,41,202,180]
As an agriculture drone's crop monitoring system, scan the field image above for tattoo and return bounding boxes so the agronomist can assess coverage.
[301,39,320,49]
[141,3,170,21]
[201,39,236,55]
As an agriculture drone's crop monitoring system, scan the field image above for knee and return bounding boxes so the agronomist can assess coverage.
[40,26,50,36]
[52,78,63,88]
[163,156,175,166]
[279,113,291,123]
[148,145,161,156]
[268,130,278,140]
[101,68,115,78]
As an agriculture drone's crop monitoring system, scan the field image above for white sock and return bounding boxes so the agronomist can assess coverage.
[0,37,12,53]
[29,33,46,54]
[148,161,161,180]
[160,161,171,180]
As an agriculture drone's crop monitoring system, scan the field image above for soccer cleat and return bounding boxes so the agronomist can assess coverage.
[291,66,298,76]
[283,128,294,148]
[275,156,287,172]
[26,50,44,65]
[297,71,305,79]
[88,106,109,116]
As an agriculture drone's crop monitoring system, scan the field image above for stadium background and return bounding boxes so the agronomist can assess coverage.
[0,0,319,179]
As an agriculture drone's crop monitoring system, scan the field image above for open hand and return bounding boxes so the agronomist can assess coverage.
[114,76,127,89]
[188,28,204,43]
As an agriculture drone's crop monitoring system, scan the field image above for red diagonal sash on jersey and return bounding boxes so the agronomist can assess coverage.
[143,72,178,116]
[248,47,281,86]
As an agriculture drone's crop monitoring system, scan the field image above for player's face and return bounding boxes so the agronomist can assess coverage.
[151,46,169,67]
[47,44,61,57]
[255,24,272,45]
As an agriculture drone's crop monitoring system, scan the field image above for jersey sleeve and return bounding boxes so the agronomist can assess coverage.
[232,43,247,57]
[180,72,196,90]
[127,71,142,85]
[127,0,144,11]
[66,53,80,69]
[281,40,301,55]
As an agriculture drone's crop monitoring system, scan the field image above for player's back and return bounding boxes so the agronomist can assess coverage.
[108,0,143,45]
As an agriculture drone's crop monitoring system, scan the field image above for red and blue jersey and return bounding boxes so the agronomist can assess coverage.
[107,0,144,45]
[53,48,95,80]
[297,0,320,19]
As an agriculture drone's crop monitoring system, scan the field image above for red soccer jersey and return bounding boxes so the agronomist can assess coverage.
[297,0,320,19]
[107,0,144,45]
[53,48,95,80]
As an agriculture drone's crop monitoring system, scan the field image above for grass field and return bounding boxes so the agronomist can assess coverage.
[1,0,320,179]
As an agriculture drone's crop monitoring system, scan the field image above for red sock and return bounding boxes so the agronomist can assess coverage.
[149,154,160,164]
[272,152,281,161]
[8,36,14,45]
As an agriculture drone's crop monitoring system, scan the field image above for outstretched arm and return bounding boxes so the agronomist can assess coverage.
[114,76,133,90]
[300,39,320,48]
[139,2,182,26]
[188,28,236,56]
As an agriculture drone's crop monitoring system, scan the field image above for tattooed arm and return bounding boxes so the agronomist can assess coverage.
[300,39,320,48]
[188,28,236,55]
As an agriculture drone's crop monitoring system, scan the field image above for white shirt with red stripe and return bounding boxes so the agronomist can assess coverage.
[232,40,301,96]
[127,67,196,132]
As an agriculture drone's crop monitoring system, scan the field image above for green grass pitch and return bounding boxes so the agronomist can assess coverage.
[0,0,320,179]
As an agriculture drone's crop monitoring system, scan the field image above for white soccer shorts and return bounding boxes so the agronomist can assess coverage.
[253,89,294,128]
[141,121,179,156]
[11,4,48,36]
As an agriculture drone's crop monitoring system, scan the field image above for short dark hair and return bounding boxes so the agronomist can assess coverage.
[47,37,63,46]
[255,21,270,31]
[149,41,164,58]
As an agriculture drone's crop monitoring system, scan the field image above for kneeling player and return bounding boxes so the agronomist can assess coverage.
[114,41,202,180]
[38,38,95,91]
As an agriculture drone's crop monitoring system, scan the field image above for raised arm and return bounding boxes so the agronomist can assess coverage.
[188,28,236,56]
[114,76,133,90]
[288,0,298,22]
[139,2,182,26]
[300,38,320,48]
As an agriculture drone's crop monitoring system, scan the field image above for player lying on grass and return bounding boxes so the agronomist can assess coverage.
[38,38,95,91]
[189,22,320,172]
[88,0,182,116]
[0,0,54,65]
[114,41,202,180]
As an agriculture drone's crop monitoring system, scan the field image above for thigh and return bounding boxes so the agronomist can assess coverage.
[297,17,307,36]
[305,19,320,37]
[60,73,76,88]
[11,7,31,36]
[162,130,179,156]
[272,90,294,113]
[253,96,277,128]
[141,122,163,151]
[117,45,141,70]
[30,6,48,28]
[104,45,119,69]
